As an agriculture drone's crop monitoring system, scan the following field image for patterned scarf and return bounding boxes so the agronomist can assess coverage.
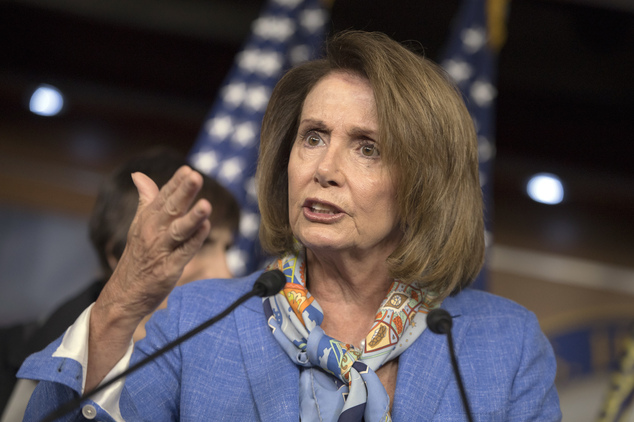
[262,249,438,421]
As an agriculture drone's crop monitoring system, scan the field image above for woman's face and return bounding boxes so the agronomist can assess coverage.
[287,72,401,258]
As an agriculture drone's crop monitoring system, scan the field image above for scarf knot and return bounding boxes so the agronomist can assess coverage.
[305,325,363,385]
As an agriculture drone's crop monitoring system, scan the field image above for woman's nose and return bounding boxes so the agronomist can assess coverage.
[314,144,344,187]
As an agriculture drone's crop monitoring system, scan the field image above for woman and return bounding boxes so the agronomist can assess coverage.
[19,31,561,421]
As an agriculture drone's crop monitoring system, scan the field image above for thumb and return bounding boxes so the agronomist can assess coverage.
[131,172,159,208]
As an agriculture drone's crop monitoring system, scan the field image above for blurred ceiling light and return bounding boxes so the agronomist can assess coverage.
[527,173,564,205]
[29,84,64,116]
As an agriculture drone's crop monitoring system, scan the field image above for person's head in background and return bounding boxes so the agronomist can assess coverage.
[89,147,241,287]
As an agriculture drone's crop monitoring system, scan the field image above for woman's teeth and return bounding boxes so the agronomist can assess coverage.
[311,204,337,214]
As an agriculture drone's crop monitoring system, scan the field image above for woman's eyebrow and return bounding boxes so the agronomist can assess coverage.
[348,126,378,139]
[298,118,327,129]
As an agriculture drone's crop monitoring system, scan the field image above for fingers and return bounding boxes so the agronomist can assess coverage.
[157,165,193,200]
[131,172,160,208]
[164,170,203,219]
[132,165,204,225]
[128,165,210,253]
[155,166,204,224]
[168,199,212,246]
[170,216,212,269]
[163,200,211,275]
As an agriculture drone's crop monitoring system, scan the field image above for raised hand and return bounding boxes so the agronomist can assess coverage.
[87,166,212,390]
[108,166,211,320]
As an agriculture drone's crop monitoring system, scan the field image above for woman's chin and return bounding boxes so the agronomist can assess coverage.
[297,232,351,254]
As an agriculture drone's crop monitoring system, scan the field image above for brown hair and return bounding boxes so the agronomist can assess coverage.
[257,31,484,299]
[89,147,240,278]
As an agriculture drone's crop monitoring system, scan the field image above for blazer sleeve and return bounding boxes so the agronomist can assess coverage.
[18,304,127,422]
[508,310,562,422]
[19,291,187,422]
[116,292,186,420]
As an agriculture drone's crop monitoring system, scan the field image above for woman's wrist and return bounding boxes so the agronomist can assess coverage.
[90,272,151,346]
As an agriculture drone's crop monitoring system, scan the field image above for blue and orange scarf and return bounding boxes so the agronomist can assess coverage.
[263,249,438,421]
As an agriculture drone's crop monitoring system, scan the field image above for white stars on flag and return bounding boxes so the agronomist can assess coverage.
[205,115,234,140]
[188,0,328,275]
[477,136,495,163]
[252,16,296,42]
[222,83,247,109]
[238,49,284,77]
[440,0,501,290]
[244,86,271,112]
[232,122,257,147]
[443,59,473,84]
[273,0,303,8]
[290,44,310,65]
[223,83,274,111]
[218,157,245,184]
[240,212,261,240]
[461,26,487,54]
[300,9,328,33]
[258,51,285,76]
[191,151,219,174]
[442,24,497,112]
[245,177,258,203]
[238,49,261,73]
[227,247,250,277]
[470,80,497,107]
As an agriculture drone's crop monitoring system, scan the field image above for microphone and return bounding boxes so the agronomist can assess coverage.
[252,268,287,297]
[42,269,286,422]
[426,308,474,422]
[427,307,453,335]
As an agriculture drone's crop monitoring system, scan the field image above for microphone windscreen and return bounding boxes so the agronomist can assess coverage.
[427,308,453,335]
[253,269,286,297]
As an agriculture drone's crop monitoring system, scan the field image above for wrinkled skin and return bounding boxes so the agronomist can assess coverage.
[87,166,212,391]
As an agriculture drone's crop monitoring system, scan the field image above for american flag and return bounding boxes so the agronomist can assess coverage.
[188,0,329,276]
[440,0,504,290]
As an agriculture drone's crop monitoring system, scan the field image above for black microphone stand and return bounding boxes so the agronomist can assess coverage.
[427,308,474,422]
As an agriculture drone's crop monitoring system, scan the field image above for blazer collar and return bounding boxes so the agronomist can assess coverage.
[391,306,472,420]
[235,299,299,422]
[234,293,471,421]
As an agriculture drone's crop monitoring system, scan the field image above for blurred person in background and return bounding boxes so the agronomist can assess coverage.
[0,147,240,421]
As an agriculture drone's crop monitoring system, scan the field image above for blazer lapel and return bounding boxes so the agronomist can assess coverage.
[234,299,299,422]
[391,309,472,421]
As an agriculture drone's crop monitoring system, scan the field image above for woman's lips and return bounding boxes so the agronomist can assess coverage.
[302,199,345,223]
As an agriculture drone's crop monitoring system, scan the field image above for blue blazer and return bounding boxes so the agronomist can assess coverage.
[19,272,561,421]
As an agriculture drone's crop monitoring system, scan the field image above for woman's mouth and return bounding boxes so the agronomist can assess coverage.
[310,203,338,214]
[302,199,345,222]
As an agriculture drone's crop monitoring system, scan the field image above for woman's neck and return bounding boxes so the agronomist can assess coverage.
[305,248,394,346]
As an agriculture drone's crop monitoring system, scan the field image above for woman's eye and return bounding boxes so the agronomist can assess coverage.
[361,144,379,157]
[305,132,322,147]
